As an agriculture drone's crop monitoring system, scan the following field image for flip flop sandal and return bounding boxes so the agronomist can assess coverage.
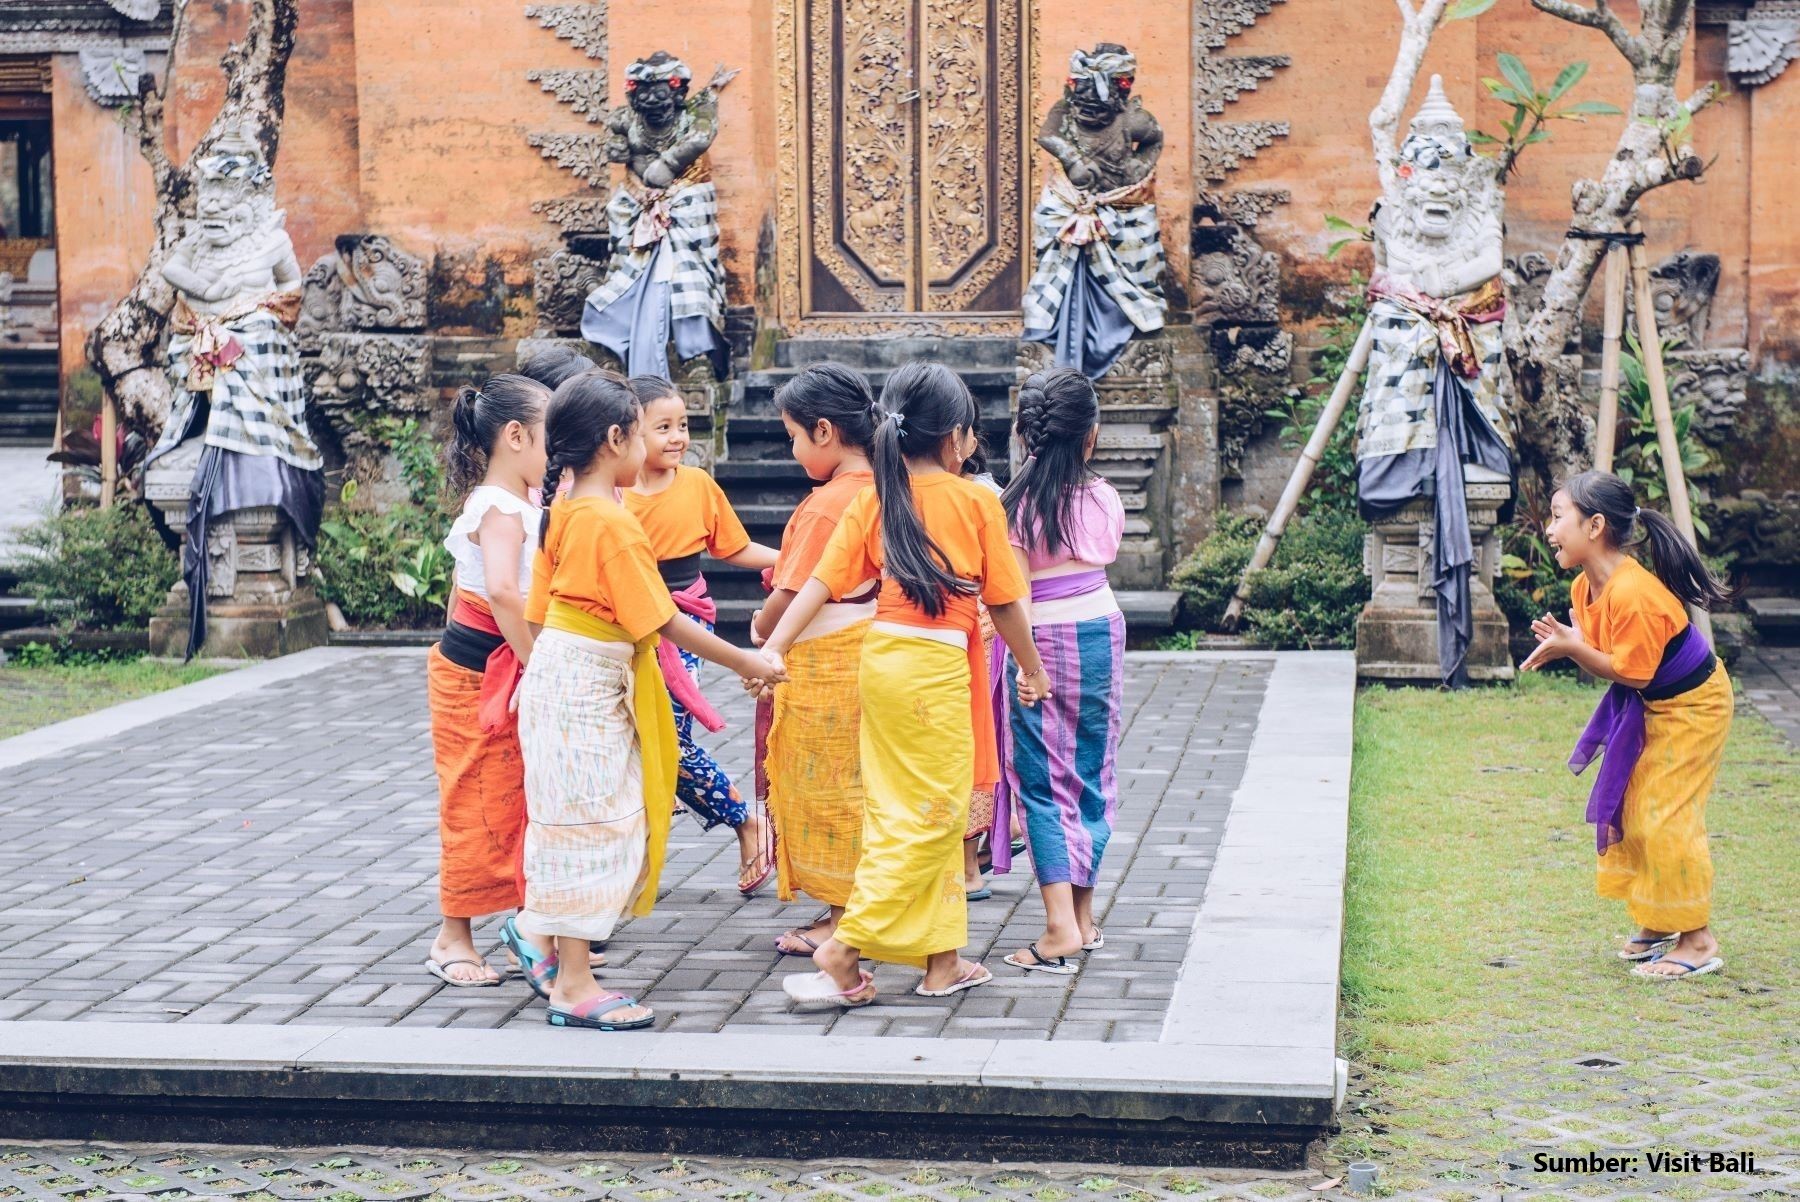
[1003,943,1077,976]
[1082,928,1105,951]
[738,854,774,897]
[915,963,992,998]
[547,992,655,1030]
[1010,838,1027,856]
[774,929,820,957]
[966,887,993,902]
[500,916,558,1001]
[783,969,877,1009]
[1618,933,1678,961]
[1631,955,1724,980]
[425,957,502,988]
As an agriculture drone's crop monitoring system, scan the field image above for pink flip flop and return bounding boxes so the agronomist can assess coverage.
[915,962,991,997]
[783,969,876,1009]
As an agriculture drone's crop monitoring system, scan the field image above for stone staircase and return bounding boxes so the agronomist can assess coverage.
[0,344,58,446]
[706,335,1021,639]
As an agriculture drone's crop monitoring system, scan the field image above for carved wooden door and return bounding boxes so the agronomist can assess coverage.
[800,0,1025,317]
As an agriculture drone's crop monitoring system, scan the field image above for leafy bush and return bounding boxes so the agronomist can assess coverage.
[11,501,177,630]
[1170,508,1369,650]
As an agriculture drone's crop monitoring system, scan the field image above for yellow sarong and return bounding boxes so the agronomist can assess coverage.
[543,599,677,919]
[835,628,971,967]
[765,620,871,905]
[1596,661,1733,932]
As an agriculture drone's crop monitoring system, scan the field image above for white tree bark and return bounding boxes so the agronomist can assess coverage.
[85,0,301,435]
[1369,0,1453,195]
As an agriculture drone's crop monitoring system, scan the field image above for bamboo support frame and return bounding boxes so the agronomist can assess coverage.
[1594,244,1627,474]
[1220,319,1375,632]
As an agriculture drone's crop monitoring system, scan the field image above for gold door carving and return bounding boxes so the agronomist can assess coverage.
[782,0,1028,324]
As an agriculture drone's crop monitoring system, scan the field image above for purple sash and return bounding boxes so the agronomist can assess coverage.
[990,568,1111,875]
[1569,624,1715,853]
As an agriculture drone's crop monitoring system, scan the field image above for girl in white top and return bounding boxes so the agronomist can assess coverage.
[425,374,551,988]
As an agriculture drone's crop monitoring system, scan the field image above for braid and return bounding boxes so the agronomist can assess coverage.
[1002,366,1100,556]
[538,457,564,549]
[1014,371,1054,457]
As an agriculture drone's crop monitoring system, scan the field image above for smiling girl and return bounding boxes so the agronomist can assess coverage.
[1522,470,1733,982]
[623,376,781,895]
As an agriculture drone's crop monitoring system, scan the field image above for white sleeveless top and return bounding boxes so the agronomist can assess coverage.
[444,486,543,600]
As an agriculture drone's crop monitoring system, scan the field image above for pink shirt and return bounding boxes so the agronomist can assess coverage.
[1009,477,1125,572]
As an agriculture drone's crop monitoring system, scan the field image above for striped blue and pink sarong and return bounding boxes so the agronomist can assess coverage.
[993,570,1126,887]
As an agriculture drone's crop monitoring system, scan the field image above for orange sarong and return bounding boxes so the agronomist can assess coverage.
[427,644,526,918]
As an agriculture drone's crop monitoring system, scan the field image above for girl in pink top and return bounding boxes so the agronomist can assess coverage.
[995,368,1126,978]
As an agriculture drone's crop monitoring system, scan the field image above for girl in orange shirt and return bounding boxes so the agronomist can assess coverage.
[1523,470,1733,981]
[762,361,1051,1007]
[503,370,782,1030]
[752,363,881,956]
[624,377,781,894]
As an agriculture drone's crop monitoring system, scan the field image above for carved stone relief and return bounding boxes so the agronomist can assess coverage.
[527,68,610,121]
[1190,222,1278,326]
[526,2,609,58]
[1669,348,1751,435]
[336,234,427,331]
[1727,2,1800,86]
[1622,250,1721,348]
[527,1,612,233]
[532,249,610,336]
[77,46,145,104]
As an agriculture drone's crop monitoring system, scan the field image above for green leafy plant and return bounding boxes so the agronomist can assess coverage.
[1324,213,1373,261]
[1471,55,1621,181]
[1263,278,1371,518]
[314,505,446,629]
[1496,480,1574,636]
[11,501,178,631]
[368,415,448,511]
[390,540,452,607]
[1170,509,1369,649]
[1613,333,1714,539]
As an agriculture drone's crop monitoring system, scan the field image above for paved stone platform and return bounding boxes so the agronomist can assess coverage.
[1738,644,1800,747]
[0,648,1264,1038]
[0,647,1355,1163]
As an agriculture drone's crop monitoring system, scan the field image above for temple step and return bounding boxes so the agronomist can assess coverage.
[0,344,59,446]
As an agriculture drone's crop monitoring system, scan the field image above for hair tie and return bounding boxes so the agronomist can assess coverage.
[891,411,905,431]
[1633,506,1642,519]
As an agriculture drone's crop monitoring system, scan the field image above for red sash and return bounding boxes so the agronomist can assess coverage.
[656,575,727,732]
[451,592,522,735]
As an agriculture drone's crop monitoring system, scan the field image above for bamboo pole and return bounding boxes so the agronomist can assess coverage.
[1626,217,1714,644]
[1221,319,1375,632]
[99,394,118,510]
[1594,243,1627,473]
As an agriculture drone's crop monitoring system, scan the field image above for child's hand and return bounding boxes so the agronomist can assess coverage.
[758,650,788,687]
[749,609,765,648]
[1015,665,1052,708]
[1521,610,1582,672]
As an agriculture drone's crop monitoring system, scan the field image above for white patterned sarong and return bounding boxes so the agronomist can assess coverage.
[1022,172,1166,338]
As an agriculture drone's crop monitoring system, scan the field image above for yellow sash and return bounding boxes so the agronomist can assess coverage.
[544,599,677,918]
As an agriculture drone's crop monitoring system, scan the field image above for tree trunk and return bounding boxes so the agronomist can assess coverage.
[85,0,301,436]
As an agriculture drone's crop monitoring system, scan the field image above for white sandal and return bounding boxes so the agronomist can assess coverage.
[915,962,992,997]
[783,969,876,1008]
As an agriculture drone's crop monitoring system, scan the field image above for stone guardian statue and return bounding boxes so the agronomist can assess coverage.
[1355,75,1515,686]
[1021,45,1167,379]
[581,52,733,382]
[144,122,326,658]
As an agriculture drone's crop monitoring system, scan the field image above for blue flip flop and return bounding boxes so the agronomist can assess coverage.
[500,917,558,1000]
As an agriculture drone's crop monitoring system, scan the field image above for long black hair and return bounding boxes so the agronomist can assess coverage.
[447,373,550,496]
[775,362,881,455]
[871,361,980,618]
[1002,367,1100,556]
[1560,470,1730,610]
[539,368,640,549]
[518,344,597,391]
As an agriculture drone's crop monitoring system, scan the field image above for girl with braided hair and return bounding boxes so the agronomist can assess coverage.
[501,369,783,1030]
[425,374,550,988]
[760,361,1049,1007]
[996,367,1127,977]
[1522,470,1733,981]
[753,363,881,956]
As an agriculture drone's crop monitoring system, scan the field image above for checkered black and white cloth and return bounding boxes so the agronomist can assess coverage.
[1022,174,1166,336]
[1355,296,1513,462]
[155,302,322,472]
[586,179,727,331]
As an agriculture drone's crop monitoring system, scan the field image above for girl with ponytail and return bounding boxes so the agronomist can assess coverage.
[993,368,1127,977]
[760,361,1049,1008]
[502,369,784,1031]
[756,363,882,956]
[1523,469,1733,981]
[426,375,550,988]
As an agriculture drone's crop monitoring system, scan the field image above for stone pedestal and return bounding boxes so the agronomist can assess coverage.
[144,438,328,659]
[1354,473,1515,684]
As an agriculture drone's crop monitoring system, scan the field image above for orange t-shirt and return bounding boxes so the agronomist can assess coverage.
[1570,556,1689,683]
[525,496,677,641]
[624,465,752,562]
[812,471,1028,624]
[772,469,875,593]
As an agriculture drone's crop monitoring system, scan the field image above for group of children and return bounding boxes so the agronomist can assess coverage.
[425,345,1131,1028]
[424,338,1738,1031]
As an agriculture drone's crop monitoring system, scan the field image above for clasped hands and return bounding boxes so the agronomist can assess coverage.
[1519,608,1584,673]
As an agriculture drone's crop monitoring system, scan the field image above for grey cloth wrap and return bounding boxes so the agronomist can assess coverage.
[580,239,727,381]
[180,445,324,660]
[1358,359,1511,688]
[1025,253,1137,379]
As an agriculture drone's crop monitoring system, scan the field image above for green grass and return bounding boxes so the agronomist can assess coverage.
[1337,671,1799,1178]
[0,658,225,739]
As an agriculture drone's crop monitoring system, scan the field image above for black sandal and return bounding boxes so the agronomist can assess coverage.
[1003,942,1077,977]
